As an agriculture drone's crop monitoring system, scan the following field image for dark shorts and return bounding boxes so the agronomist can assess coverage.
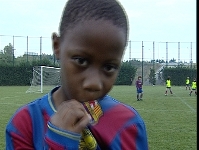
[137,88,143,93]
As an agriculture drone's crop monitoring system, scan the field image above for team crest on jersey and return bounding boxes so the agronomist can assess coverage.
[83,100,103,125]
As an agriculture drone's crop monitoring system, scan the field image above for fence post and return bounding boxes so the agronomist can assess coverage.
[166,42,168,67]
[153,41,155,70]
[129,40,131,60]
[178,42,180,66]
[190,42,192,69]
[12,36,15,66]
[40,36,42,62]
[27,36,28,63]
[142,41,144,84]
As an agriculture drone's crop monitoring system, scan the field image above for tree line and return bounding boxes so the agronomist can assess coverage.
[0,43,197,86]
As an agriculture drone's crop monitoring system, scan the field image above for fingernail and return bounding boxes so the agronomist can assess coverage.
[88,114,95,124]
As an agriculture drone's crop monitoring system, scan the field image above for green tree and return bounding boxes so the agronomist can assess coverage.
[0,43,14,66]
[115,61,137,85]
[149,68,156,85]
[169,58,176,63]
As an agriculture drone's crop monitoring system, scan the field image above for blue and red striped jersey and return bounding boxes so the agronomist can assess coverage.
[6,86,148,150]
[136,80,142,89]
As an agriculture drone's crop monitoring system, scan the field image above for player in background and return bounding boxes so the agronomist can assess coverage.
[189,78,197,96]
[185,77,191,90]
[135,76,143,101]
[165,76,173,96]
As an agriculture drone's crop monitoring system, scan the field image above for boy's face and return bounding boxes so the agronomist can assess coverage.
[53,20,126,102]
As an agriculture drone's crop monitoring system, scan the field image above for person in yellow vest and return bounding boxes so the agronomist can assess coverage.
[189,78,197,96]
[165,76,173,96]
[185,77,191,90]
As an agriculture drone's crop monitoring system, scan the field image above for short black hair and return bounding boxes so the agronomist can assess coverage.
[59,0,128,43]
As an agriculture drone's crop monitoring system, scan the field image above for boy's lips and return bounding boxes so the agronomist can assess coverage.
[77,92,102,102]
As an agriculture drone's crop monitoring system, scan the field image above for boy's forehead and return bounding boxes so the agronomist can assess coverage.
[59,19,126,61]
[64,19,126,37]
[62,19,126,48]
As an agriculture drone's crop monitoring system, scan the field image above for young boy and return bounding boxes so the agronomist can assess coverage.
[165,76,173,96]
[185,76,191,90]
[189,78,197,96]
[6,0,148,149]
[135,76,143,101]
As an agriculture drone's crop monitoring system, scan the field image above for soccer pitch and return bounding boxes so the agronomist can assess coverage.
[0,85,196,149]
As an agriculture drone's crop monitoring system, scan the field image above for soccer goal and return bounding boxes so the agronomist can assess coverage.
[26,66,61,93]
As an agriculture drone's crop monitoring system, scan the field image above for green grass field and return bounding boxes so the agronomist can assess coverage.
[0,85,196,149]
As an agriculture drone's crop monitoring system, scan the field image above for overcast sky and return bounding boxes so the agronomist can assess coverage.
[0,0,196,62]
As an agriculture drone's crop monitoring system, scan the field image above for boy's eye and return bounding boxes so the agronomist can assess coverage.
[73,57,88,67]
[104,64,118,73]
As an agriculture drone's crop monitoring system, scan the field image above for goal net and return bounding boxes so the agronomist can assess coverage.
[26,66,61,93]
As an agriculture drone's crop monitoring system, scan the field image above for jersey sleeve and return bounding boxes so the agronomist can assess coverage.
[5,105,81,150]
[6,106,35,150]
[135,81,138,88]
[45,122,81,149]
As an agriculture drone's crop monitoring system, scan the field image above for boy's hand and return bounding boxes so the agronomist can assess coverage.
[50,99,91,134]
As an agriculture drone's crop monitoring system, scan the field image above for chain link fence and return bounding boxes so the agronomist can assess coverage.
[0,35,196,64]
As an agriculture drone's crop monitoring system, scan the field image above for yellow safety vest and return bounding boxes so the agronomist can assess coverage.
[192,81,196,89]
[166,80,171,87]
[186,79,190,84]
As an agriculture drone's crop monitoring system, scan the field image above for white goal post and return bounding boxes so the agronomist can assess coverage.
[26,66,61,93]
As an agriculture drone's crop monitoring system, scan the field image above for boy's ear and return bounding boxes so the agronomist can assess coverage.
[51,32,60,60]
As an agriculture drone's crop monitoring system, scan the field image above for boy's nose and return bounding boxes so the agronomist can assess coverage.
[82,71,103,92]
